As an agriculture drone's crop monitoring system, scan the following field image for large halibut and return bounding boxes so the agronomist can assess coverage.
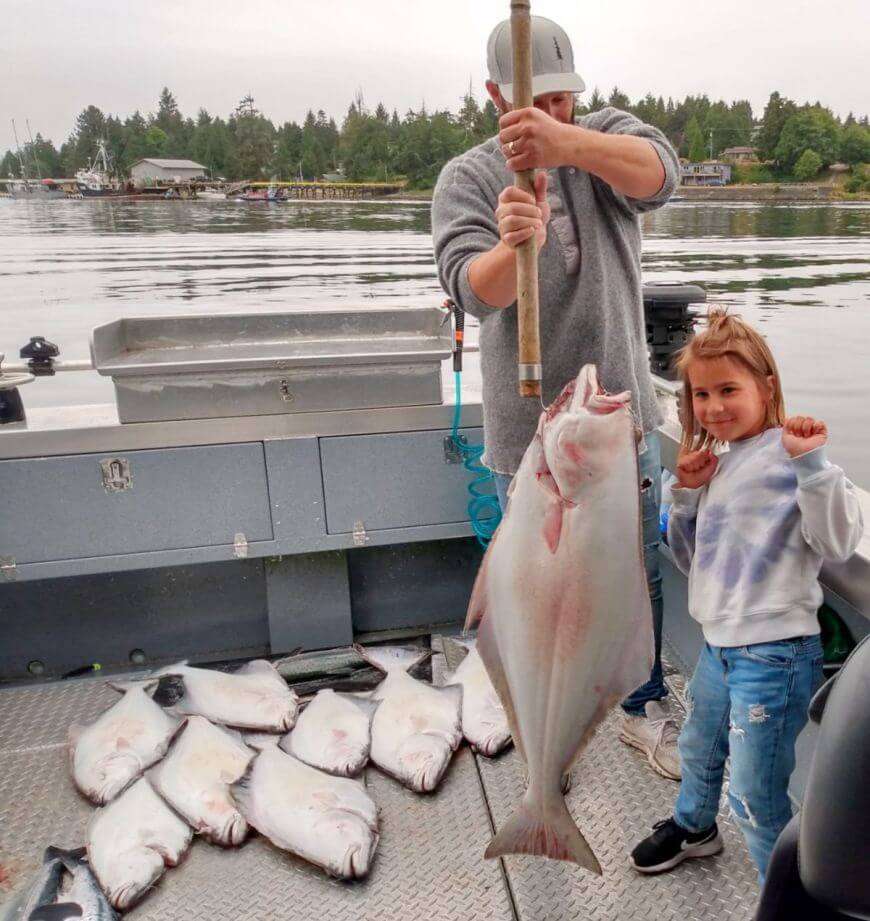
[467,365,654,873]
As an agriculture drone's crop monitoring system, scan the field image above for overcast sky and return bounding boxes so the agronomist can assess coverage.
[2,0,868,153]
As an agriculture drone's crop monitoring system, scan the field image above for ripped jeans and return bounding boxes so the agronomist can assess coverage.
[674,637,824,880]
[492,432,666,715]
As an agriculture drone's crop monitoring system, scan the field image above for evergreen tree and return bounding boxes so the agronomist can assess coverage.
[757,92,797,163]
[458,91,483,142]
[1,150,21,177]
[18,134,62,178]
[273,121,304,179]
[315,111,340,170]
[300,110,327,179]
[686,116,706,161]
[102,116,128,177]
[121,112,150,172]
[635,94,665,130]
[155,88,181,130]
[151,88,190,156]
[30,85,870,190]
[608,86,631,111]
[587,87,606,112]
[230,95,275,179]
[68,105,108,171]
[481,100,500,137]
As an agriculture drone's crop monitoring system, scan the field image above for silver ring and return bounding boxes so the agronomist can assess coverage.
[508,140,516,156]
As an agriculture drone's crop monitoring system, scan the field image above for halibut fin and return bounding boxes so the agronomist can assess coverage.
[484,798,602,874]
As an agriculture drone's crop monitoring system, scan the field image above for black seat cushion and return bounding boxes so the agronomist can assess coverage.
[755,815,844,921]
[800,635,870,919]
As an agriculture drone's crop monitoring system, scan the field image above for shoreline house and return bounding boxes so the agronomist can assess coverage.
[680,160,732,186]
[130,158,207,186]
[721,146,759,163]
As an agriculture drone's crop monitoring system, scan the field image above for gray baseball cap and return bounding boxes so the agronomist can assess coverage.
[486,16,585,104]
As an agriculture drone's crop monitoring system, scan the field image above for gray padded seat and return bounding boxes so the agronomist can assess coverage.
[755,634,870,920]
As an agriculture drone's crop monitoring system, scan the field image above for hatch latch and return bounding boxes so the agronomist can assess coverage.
[100,457,132,492]
[233,533,249,559]
[353,521,370,547]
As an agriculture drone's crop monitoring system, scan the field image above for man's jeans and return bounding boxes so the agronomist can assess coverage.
[492,432,666,715]
[674,637,824,880]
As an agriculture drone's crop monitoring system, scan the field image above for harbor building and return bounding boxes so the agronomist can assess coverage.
[130,158,207,186]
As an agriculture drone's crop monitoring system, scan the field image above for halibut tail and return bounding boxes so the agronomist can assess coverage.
[484,796,602,875]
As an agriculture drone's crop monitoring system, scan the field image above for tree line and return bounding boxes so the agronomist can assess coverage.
[3,86,868,189]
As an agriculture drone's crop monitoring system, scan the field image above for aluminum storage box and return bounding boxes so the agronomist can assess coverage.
[91,308,452,422]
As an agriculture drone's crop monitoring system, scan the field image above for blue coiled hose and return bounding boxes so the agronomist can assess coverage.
[446,300,502,548]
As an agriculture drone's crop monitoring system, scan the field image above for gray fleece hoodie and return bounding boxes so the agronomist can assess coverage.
[432,106,679,474]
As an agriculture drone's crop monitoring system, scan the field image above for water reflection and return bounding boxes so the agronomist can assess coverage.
[643,201,870,239]
[1,198,868,485]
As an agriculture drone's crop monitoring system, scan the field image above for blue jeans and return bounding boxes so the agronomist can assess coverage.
[674,637,824,881]
[493,432,666,715]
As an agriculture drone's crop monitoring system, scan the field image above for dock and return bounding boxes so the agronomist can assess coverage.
[227,180,406,200]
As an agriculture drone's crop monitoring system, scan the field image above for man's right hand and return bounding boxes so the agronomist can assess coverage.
[495,171,550,250]
[676,448,718,490]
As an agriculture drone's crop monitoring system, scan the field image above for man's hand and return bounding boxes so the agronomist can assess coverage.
[676,448,718,490]
[782,416,828,458]
[499,107,574,171]
[495,171,550,250]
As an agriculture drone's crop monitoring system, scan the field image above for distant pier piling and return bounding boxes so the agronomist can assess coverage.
[227,181,405,200]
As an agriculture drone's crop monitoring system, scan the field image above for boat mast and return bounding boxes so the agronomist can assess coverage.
[95,139,111,175]
[25,119,43,179]
[10,119,28,179]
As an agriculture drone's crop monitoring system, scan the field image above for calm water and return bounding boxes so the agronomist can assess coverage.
[1,198,868,485]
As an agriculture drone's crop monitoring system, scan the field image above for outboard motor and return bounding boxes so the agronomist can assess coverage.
[755,634,870,920]
[642,283,706,379]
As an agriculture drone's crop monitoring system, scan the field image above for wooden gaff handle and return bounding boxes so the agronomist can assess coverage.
[510,0,541,399]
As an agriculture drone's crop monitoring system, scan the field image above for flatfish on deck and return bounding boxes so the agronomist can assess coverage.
[280,689,378,777]
[149,716,253,846]
[443,638,512,757]
[354,645,462,792]
[87,777,192,910]
[152,659,299,732]
[230,743,379,879]
[69,683,183,805]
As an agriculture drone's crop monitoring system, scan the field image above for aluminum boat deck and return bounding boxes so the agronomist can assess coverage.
[0,636,758,921]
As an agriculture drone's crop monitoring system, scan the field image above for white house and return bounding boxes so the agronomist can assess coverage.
[680,161,732,186]
[130,159,207,186]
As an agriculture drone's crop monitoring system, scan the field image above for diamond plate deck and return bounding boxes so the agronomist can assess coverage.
[0,642,761,921]
[0,676,513,921]
[474,643,759,921]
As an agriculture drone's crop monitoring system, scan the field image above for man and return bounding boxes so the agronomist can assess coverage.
[432,16,681,780]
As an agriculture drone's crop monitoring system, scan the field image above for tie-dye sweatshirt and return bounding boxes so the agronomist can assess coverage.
[668,427,864,647]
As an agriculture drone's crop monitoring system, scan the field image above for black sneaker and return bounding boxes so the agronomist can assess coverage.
[630,817,723,874]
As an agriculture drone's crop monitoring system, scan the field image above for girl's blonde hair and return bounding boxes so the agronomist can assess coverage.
[675,308,785,451]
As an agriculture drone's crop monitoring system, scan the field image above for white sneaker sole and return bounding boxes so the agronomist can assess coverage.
[630,833,724,874]
[619,730,681,781]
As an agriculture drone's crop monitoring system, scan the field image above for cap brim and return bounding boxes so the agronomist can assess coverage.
[500,73,586,105]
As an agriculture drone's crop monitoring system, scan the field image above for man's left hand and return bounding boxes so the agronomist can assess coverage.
[499,108,575,172]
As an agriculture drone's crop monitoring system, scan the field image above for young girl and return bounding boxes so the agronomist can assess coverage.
[630,309,864,882]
